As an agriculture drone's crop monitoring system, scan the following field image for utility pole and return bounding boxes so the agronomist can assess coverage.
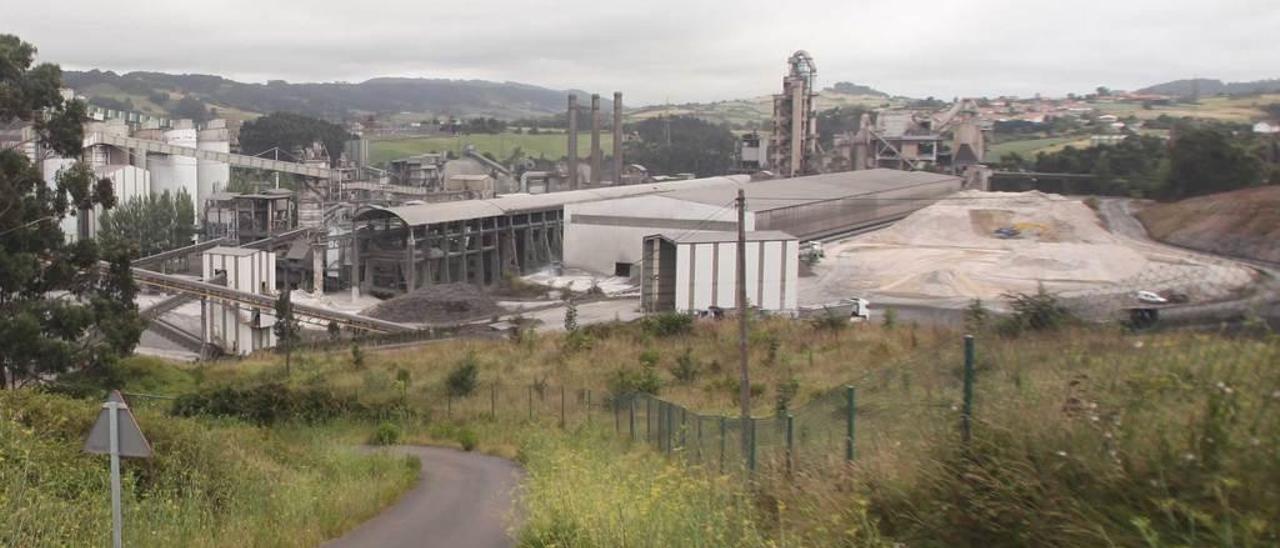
[736,188,751,457]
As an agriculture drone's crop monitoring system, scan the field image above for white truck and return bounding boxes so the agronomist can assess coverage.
[796,297,871,322]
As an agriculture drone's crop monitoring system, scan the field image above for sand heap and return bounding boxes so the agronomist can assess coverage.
[809,190,1252,305]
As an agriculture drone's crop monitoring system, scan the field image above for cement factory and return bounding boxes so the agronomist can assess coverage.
[9,49,1241,360]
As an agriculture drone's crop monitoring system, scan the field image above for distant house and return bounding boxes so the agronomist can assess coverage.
[1253,121,1280,134]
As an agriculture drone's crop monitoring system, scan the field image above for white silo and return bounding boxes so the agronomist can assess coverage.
[162,119,199,217]
[198,119,231,209]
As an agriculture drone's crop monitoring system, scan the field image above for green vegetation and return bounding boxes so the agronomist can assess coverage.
[239,111,353,167]
[0,34,143,389]
[989,136,1083,161]
[98,189,196,258]
[0,390,417,547]
[625,116,736,177]
[369,132,610,165]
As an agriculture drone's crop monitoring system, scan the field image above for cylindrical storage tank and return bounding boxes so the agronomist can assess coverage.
[163,119,199,218]
[198,119,231,210]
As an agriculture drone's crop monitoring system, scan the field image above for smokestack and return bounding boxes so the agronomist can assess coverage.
[567,94,579,190]
[613,92,623,185]
[590,94,602,186]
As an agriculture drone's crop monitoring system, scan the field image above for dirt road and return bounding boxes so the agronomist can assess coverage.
[325,446,522,548]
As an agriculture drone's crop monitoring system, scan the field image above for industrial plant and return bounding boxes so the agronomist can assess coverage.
[11,48,1241,361]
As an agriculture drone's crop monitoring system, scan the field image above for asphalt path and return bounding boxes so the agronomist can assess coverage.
[324,446,522,548]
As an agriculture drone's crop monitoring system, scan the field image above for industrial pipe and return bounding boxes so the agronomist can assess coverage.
[590,94,602,186]
[613,92,623,185]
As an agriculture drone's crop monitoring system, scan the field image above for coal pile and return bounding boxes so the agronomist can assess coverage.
[362,283,504,324]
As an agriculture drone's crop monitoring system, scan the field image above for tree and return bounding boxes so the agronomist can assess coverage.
[0,34,143,388]
[1165,127,1263,198]
[624,116,736,177]
[171,95,210,123]
[239,112,353,167]
[98,189,196,257]
[273,289,301,375]
[563,297,578,332]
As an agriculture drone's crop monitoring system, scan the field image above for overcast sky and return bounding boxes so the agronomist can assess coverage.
[8,0,1279,105]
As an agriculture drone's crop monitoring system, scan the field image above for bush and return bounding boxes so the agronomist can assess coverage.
[641,313,693,337]
[810,311,848,332]
[775,377,800,414]
[350,343,365,369]
[370,422,402,445]
[608,365,662,398]
[446,353,480,397]
[562,330,594,353]
[998,285,1075,335]
[964,298,991,333]
[671,348,700,384]
[170,383,379,425]
[456,427,478,451]
[882,307,898,329]
[638,348,660,368]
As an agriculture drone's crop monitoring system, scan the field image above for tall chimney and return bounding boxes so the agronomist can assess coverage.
[613,92,623,185]
[590,94,602,186]
[567,94,579,190]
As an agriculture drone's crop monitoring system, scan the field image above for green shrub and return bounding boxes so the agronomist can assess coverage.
[809,311,848,332]
[774,377,800,414]
[641,313,693,337]
[638,348,660,368]
[882,307,898,328]
[607,365,662,398]
[456,427,478,451]
[998,285,1075,335]
[170,383,387,425]
[671,348,700,384]
[370,422,402,445]
[561,330,594,353]
[445,353,480,397]
[350,343,365,368]
[964,298,991,332]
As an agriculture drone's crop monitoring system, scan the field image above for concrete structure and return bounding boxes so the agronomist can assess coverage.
[566,92,625,187]
[1253,121,1280,134]
[736,132,768,172]
[197,120,231,200]
[641,231,799,314]
[564,169,962,275]
[349,175,749,294]
[769,51,819,177]
[203,190,295,244]
[202,247,277,356]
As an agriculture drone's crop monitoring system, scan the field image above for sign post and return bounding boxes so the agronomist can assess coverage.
[84,391,153,548]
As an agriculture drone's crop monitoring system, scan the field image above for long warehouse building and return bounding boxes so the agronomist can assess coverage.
[350,168,962,294]
[564,168,963,275]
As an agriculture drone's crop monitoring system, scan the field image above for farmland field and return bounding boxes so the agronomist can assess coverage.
[368,132,611,165]
[988,136,1085,160]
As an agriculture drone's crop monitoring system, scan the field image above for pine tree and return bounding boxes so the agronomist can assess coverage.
[273,289,301,375]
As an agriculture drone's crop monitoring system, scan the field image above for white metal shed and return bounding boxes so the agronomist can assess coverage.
[641,231,799,314]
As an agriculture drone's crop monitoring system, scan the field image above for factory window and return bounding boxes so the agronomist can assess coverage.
[615,262,633,278]
[918,142,935,156]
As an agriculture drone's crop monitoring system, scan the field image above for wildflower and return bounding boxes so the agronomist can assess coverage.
[1055,450,1067,457]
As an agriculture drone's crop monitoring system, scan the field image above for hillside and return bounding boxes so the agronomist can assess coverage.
[1136,185,1280,263]
[1138,77,1280,97]
[62,70,602,121]
[628,91,900,129]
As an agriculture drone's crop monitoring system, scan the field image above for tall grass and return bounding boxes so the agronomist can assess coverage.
[516,427,772,547]
[0,390,418,547]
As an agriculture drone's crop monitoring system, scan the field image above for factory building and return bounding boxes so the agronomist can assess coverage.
[348,175,749,294]
[641,231,799,314]
[769,51,820,177]
[202,247,277,356]
[564,169,962,275]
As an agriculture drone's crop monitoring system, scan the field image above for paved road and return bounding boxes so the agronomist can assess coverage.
[325,446,522,548]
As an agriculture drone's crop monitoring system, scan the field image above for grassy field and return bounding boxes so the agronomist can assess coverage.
[0,387,417,547]
[102,311,1280,546]
[988,135,1087,161]
[1095,93,1280,122]
[368,133,612,165]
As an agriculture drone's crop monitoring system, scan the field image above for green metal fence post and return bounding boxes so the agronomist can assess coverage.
[679,408,687,451]
[664,402,673,456]
[527,385,533,421]
[629,397,636,442]
[586,389,592,426]
[490,382,496,418]
[560,385,566,429]
[614,395,620,434]
[786,413,795,477]
[748,418,757,473]
[845,385,856,462]
[962,335,975,444]
[718,416,727,473]
[696,415,703,463]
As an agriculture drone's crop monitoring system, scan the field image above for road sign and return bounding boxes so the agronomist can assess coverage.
[84,391,152,458]
[83,390,152,548]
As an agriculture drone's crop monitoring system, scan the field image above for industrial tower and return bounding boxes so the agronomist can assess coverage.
[769,51,819,177]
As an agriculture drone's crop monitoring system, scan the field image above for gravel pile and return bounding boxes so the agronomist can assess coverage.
[362,283,504,324]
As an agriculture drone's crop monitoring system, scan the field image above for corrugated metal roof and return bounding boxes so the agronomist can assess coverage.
[663,169,961,212]
[367,175,751,225]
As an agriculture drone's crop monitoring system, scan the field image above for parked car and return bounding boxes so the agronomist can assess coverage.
[1135,290,1168,304]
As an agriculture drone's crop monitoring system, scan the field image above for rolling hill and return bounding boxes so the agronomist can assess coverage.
[1137,78,1280,97]
[62,70,604,122]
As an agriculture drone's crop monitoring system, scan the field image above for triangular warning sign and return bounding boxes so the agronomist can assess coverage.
[83,390,153,458]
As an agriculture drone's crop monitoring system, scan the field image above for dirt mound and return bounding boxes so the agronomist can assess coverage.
[1137,186,1280,263]
[362,283,503,324]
